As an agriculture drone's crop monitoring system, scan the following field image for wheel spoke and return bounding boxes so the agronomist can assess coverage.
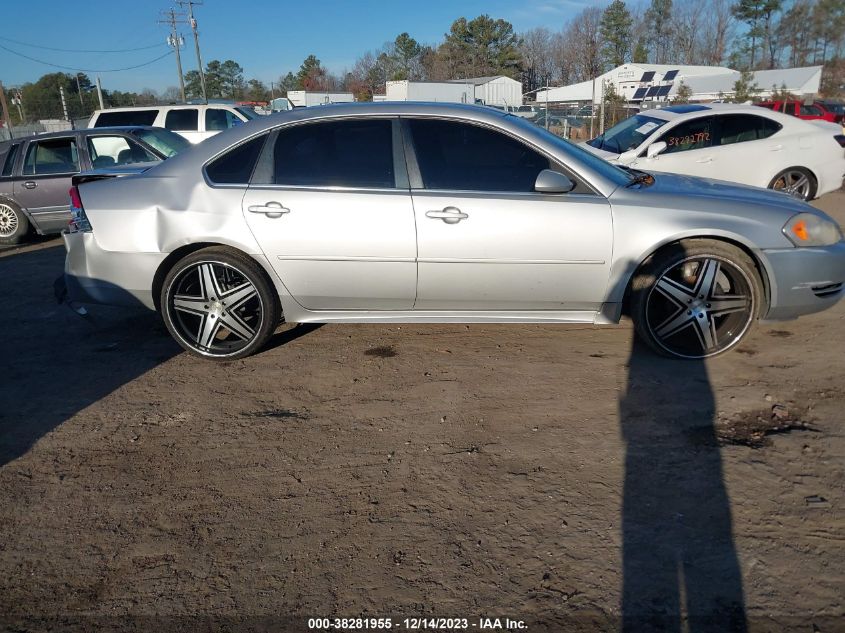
[692,313,718,351]
[221,281,257,310]
[198,263,223,301]
[693,258,720,299]
[709,295,748,317]
[197,313,221,349]
[655,308,696,339]
[219,310,255,341]
[172,294,209,317]
[655,276,696,307]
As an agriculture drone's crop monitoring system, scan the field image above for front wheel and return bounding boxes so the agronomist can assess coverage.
[160,247,281,360]
[629,240,763,360]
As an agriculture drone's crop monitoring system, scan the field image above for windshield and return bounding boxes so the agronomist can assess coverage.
[587,114,667,154]
[131,128,191,158]
[235,107,259,120]
[506,114,634,188]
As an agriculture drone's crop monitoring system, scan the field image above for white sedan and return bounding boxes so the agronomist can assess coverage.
[582,103,845,200]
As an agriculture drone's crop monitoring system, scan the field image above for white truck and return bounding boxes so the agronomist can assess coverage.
[286,91,355,107]
[385,81,475,104]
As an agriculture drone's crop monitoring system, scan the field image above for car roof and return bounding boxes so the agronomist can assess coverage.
[637,102,796,123]
[0,126,164,144]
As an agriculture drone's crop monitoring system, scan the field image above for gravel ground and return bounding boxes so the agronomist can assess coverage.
[0,193,843,632]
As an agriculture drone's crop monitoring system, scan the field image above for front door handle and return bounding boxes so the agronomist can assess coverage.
[248,202,290,219]
[770,144,784,152]
[23,181,37,189]
[425,207,468,224]
[695,157,712,164]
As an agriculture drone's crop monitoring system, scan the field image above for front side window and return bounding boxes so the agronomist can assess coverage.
[272,119,395,189]
[165,109,199,131]
[206,108,242,131]
[799,104,822,116]
[408,119,550,192]
[22,138,79,175]
[1,143,20,177]
[717,114,781,145]
[205,134,267,184]
[659,117,714,154]
[87,135,158,168]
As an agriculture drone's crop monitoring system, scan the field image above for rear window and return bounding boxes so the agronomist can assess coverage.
[1,143,20,177]
[165,109,199,131]
[94,110,158,127]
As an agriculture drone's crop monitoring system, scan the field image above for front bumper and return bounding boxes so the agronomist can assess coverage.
[762,241,845,320]
[63,231,164,311]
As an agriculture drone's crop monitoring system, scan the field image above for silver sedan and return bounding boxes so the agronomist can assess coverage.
[63,103,845,360]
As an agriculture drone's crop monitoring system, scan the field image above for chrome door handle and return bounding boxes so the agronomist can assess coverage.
[23,181,37,189]
[425,207,468,224]
[248,202,290,219]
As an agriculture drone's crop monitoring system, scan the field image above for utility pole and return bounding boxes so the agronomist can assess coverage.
[59,85,73,129]
[159,8,187,102]
[0,82,13,138]
[95,76,104,110]
[13,90,24,121]
[75,73,85,113]
[177,0,207,103]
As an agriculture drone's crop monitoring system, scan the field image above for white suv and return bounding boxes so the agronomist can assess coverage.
[88,104,258,143]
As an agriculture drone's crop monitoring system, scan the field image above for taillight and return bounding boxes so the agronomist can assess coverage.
[67,186,92,233]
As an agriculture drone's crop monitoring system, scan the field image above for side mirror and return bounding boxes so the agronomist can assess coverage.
[646,141,667,159]
[534,169,575,194]
[618,149,639,165]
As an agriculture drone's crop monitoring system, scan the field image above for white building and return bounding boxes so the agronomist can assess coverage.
[446,76,523,107]
[385,81,475,103]
[534,64,823,104]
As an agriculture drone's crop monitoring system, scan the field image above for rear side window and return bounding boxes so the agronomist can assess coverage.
[800,104,822,116]
[205,108,242,132]
[784,103,797,116]
[717,115,781,145]
[205,134,267,184]
[165,109,199,131]
[1,143,20,177]
[22,138,80,175]
[660,117,714,153]
[94,110,158,127]
[271,119,394,188]
[87,135,158,167]
[408,119,550,192]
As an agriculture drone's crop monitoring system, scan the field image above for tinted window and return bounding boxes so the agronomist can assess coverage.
[800,104,822,116]
[22,138,80,175]
[206,134,267,184]
[785,103,797,116]
[718,114,781,145]
[205,108,242,131]
[660,117,714,153]
[87,135,158,167]
[272,119,394,188]
[165,109,199,131]
[94,110,157,127]
[1,143,20,177]
[408,119,550,192]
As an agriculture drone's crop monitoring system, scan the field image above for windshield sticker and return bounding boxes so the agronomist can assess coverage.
[635,121,659,135]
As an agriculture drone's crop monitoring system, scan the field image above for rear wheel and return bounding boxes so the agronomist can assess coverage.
[0,201,30,245]
[160,247,281,360]
[768,167,816,201]
[630,240,763,359]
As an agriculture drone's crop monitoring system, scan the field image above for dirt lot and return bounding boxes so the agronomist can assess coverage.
[1,194,844,632]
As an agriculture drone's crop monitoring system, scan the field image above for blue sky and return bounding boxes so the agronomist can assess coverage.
[1,0,595,92]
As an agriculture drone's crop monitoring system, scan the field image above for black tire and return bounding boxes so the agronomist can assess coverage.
[768,167,817,201]
[160,246,281,360]
[629,239,764,360]
[0,200,30,245]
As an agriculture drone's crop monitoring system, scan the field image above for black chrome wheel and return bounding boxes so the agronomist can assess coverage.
[161,248,280,359]
[631,241,762,360]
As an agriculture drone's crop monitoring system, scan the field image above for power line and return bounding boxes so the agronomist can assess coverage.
[0,44,173,73]
[0,35,166,54]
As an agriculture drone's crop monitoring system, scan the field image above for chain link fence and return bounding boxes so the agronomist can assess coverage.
[524,104,639,142]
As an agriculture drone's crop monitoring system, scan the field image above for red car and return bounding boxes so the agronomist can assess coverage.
[754,100,838,123]
[813,100,845,124]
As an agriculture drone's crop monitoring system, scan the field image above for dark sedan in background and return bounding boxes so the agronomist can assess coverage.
[0,126,189,244]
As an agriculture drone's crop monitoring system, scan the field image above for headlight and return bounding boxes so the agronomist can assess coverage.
[782,213,843,246]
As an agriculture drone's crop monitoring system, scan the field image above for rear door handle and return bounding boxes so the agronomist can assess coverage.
[23,181,37,189]
[425,207,468,224]
[770,144,784,152]
[248,202,290,219]
[695,157,712,164]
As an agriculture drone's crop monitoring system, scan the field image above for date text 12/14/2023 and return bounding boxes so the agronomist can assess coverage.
[307,617,528,630]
